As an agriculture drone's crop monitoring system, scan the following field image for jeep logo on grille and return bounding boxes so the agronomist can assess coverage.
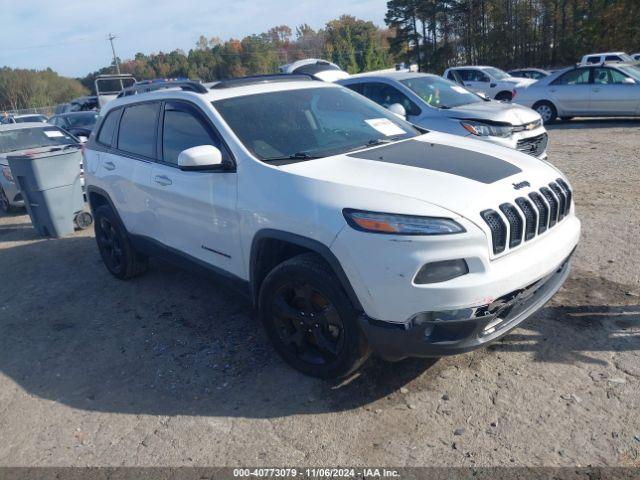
[513,181,530,190]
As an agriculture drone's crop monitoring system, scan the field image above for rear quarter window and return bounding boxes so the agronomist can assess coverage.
[117,103,160,158]
[97,109,121,147]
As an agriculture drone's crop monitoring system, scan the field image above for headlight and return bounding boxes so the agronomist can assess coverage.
[343,209,465,235]
[461,121,513,138]
[2,166,13,183]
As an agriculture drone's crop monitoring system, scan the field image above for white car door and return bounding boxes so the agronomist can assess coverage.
[149,100,242,277]
[461,69,492,96]
[590,67,640,115]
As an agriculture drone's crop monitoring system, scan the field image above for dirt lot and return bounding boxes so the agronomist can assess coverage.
[0,119,639,467]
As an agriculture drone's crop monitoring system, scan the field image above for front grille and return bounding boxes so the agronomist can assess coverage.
[481,179,573,255]
[516,133,548,157]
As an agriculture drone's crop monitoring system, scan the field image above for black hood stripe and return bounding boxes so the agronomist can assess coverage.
[347,139,522,184]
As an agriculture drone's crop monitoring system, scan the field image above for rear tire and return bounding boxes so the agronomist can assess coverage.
[259,253,370,379]
[94,205,148,279]
[533,101,558,124]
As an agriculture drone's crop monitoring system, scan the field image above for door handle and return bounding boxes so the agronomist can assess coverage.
[154,175,172,186]
[103,161,116,171]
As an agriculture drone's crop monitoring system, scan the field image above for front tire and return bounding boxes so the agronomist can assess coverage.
[534,101,558,124]
[259,253,370,379]
[94,205,148,279]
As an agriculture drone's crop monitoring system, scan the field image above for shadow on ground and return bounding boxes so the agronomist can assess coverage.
[546,117,640,130]
[0,221,637,418]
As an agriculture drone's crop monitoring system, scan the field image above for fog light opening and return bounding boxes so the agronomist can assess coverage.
[414,259,469,284]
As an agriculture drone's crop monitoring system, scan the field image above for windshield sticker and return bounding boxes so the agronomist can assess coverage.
[44,130,65,138]
[365,118,406,137]
[451,86,468,94]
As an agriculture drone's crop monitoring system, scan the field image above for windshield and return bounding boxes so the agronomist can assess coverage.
[484,67,512,80]
[66,112,98,127]
[401,76,483,108]
[15,115,47,123]
[0,126,77,153]
[213,86,418,161]
[618,65,640,81]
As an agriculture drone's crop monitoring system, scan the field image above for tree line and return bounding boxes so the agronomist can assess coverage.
[0,67,87,111]
[80,16,395,91]
[385,0,640,73]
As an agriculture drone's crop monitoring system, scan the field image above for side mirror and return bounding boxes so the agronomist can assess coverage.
[476,91,489,100]
[387,103,407,118]
[622,77,636,85]
[77,135,88,144]
[178,145,224,171]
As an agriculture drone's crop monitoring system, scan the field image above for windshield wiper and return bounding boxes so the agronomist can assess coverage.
[263,152,323,162]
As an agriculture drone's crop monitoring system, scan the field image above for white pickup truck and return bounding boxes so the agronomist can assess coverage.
[444,66,537,101]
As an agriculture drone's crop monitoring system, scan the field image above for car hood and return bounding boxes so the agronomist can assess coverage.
[278,132,563,223]
[439,101,542,125]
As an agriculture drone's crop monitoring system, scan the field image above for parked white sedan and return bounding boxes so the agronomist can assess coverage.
[513,63,640,123]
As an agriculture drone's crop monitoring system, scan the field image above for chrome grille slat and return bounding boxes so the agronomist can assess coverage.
[499,203,523,248]
[549,182,567,220]
[515,197,537,241]
[528,191,549,234]
[481,209,507,254]
[540,186,559,227]
[481,181,573,256]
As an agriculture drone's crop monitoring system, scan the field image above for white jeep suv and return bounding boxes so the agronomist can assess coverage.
[84,76,580,378]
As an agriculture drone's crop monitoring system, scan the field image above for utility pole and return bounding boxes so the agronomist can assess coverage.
[107,33,124,89]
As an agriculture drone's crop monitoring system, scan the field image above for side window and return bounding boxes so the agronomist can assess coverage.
[457,70,473,82]
[586,56,601,64]
[360,83,421,116]
[117,103,160,158]
[605,55,622,62]
[344,83,363,94]
[594,68,628,84]
[161,106,220,165]
[552,69,591,85]
[469,70,490,82]
[97,109,121,147]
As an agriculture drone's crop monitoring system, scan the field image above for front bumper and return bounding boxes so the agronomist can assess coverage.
[359,252,572,360]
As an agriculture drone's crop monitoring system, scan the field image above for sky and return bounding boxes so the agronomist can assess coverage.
[0,0,387,78]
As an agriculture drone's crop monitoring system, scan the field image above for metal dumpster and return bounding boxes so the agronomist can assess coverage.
[7,147,91,238]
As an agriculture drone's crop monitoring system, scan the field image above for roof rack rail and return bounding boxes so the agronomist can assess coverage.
[210,74,315,89]
[118,79,208,97]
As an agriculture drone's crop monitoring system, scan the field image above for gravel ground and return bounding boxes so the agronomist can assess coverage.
[0,119,638,467]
